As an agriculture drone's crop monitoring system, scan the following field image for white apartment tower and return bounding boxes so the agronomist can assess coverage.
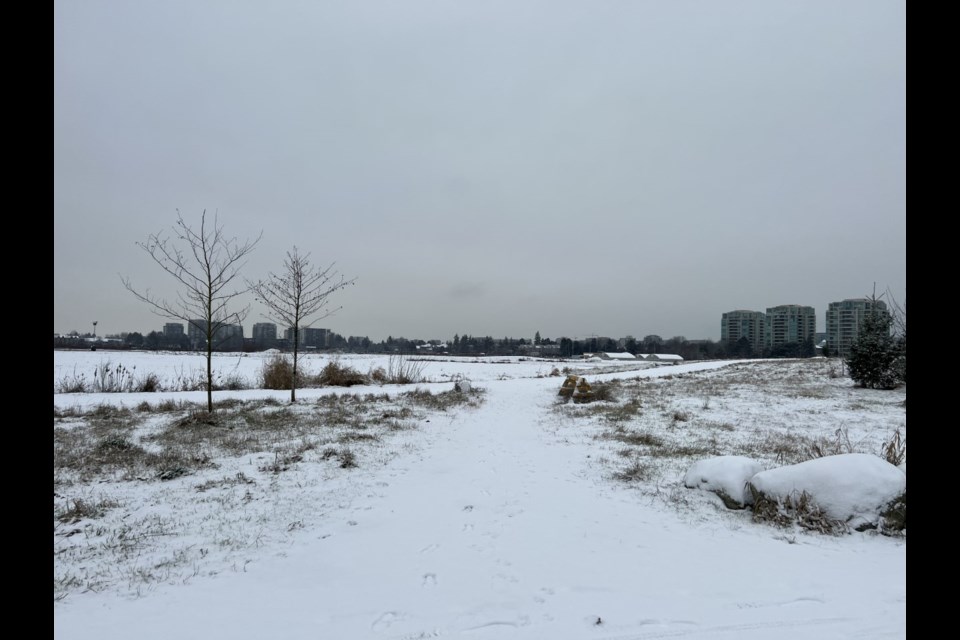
[826,298,889,357]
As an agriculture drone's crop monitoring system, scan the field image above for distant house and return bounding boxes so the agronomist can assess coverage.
[645,353,683,365]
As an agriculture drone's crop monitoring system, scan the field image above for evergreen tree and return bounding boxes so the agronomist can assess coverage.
[144,331,162,350]
[846,310,903,390]
[124,332,144,348]
[733,336,752,358]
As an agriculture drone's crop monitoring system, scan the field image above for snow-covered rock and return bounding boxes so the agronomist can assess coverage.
[683,456,764,509]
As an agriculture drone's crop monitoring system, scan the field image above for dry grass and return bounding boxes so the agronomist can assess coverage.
[881,427,906,466]
[554,359,907,525]
[53,383,488,601]
[260,354,296,389]
[55,360,231,393]
[402,388,484,411]
[747,485,848,535]
[600,429,663,447]
[55,496,121,523]
[318,360,368,386]
[613,460,654,482]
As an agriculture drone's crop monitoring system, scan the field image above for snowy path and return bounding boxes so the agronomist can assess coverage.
[54,369,905,640]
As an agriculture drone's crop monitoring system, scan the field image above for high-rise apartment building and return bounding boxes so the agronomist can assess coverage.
[284,326,329,348]
[765,305,816,349]
[187,319,244,350]
[826,298,889,357]
[720,310,766,354]
[252,323,278,348]
[187,319,207,345]
[163,322,184,338]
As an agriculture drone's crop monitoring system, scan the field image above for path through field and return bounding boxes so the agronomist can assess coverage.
[54,364,906,640]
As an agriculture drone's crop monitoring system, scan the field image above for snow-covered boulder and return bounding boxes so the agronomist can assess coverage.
[683,456,764,509]
[747,453,906,531]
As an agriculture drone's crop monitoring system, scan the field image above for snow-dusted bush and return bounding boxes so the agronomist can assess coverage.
[747,453,906,533]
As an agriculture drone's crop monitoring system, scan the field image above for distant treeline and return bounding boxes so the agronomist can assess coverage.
[54,332,818,361]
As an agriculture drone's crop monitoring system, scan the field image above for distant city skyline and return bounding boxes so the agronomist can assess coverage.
[57,291,902,346]
[55,1,905,343]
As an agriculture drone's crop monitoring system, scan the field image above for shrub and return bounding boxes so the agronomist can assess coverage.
[318,360,368,387]
[385,355,427,384]
[134,372,161,393]
[55,368,88,393]
[214,373,248,391]
[338,449,358,468]
[260,354,295,390]
[846,309,905,390]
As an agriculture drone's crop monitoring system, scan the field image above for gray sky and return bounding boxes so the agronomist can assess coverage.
[54,0,905,343]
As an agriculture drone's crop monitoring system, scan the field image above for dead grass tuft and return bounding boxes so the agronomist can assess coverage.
[318,360,368,387]
[403,388,484,411]
[260,354,295,389]
[602,430,663,447]
[55,497,121,523]
[881,427,906,466]
[614,461,653,482]
[747,484,848,535]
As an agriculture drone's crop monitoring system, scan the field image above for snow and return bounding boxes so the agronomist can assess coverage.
[646,353,684,362]
[683,456,765,507]
[54,351,907,639]
[748,453,906,529]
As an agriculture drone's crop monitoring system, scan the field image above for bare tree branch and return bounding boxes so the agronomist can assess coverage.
[248,247,356,402]
[884,287,906,339]
[121,209,262,412]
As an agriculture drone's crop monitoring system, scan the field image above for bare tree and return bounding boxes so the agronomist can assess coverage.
[885,287,906,339]
[248,247,355,402]
[885,287,906,387]
[122,210,261,413]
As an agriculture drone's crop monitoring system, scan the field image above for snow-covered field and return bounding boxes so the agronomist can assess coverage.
[53,351,655,403]
[54,351,907,640]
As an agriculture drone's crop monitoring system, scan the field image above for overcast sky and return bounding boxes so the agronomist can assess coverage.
[54,0,905,343]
